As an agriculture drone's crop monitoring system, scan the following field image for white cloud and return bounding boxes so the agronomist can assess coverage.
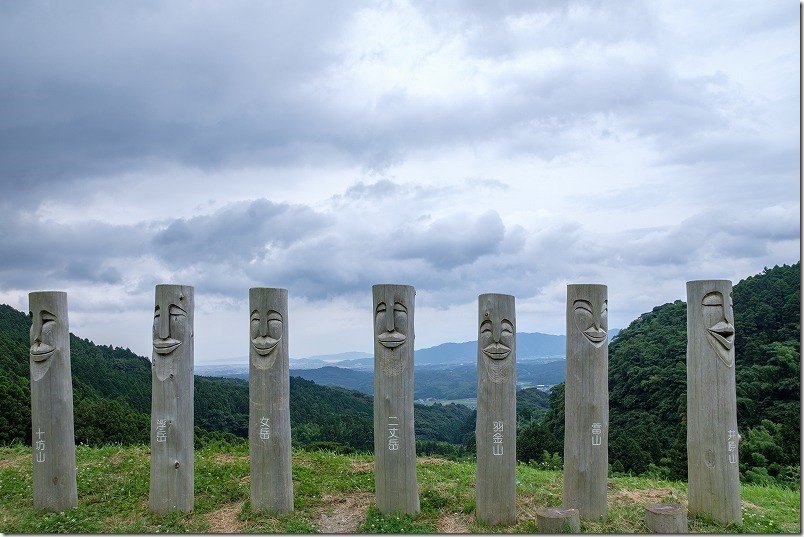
[0,0,797,361]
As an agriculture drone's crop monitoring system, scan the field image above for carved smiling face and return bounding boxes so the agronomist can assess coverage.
[479,305,515,384]
[250,309,283,366]
[152,302,188,356]
[701,290,735,367]
[573,299,608,348]
[375,301,408,350]
[479,315,514,361]
[30,309,58,363]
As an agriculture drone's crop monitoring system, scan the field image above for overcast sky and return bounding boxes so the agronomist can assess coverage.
[1,1,799,364]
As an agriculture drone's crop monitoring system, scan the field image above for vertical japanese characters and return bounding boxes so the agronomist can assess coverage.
[149,284,194,514]
[686,280,740,525]
[475,293,516,526]
[29,291,78,512]
[563,284,609,521]
[248,287,294,514]
[372,284,419,516]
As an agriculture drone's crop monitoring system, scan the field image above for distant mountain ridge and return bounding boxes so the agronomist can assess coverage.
[198,329,620,374]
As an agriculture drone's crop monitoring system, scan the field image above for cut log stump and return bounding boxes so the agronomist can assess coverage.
[536,507,580,533]
[645,503,687,533]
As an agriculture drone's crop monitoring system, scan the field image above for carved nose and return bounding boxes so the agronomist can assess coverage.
[159,309,170,338]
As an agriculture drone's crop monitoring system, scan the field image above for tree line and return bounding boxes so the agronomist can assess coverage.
[0,262,798,485]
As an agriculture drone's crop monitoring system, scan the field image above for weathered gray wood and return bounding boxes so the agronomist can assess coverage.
[29,291,77,512]
[248,287,293,514]
[536,507,581,533]
[149,284,194,514]
[686,280,740,525]
[372,284,419,515]
[645,503,687,533]
[562,284,608,521]
[475,293,516,526]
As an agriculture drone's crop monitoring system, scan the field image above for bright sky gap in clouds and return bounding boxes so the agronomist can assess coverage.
[0,1,798,364]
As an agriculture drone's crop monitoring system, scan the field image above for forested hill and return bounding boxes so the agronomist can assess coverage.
[530,262,800,486]
[0,304,481,454]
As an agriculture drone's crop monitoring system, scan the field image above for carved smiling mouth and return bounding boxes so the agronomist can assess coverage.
[252,338,280,356]
[378,331,406,349]
[583,328,607,344]
[153,338,182,355]
[483,343,511,360]
[30,342,56,362]
[706,321,734,350]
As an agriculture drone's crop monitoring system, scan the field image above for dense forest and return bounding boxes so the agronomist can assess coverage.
[517,263,801,487]
[0,263,799,484]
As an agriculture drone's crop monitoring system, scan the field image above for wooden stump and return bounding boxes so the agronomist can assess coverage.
[475,293,516,526]
[645,503,687,533]
[372,284,419,515]
[563,284,608,521]
[536,508,580,533]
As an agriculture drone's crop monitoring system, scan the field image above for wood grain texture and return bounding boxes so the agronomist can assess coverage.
[645,503,688,533]
[562,284,608,521]
[372,284,419,515]
[149,284,194,514]
[686,280,740,525]
[535,507,581,533]
[475,293,516,526]
[248,288,293,514]
[29,291,78,512]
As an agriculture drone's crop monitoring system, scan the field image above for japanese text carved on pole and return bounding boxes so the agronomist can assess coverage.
[149,284,194,514]
[249,287,293,514]
[372,284,419,515]
[29,291,78,512]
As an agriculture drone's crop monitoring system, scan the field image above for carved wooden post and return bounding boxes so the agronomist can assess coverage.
[475,293,516,525]
[372,284,419,515]
[645,503,687,533]
[29,291,77,512]
[563,284,608,521]
[249,287,293,514]
[149,284,194,514]
[686,280,740,525]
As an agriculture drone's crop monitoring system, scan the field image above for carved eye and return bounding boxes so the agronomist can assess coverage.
[169,305,186,317]
[376,302,387,314]
[702,292,723,307]
[480,320,492,334]
[501,320,513,335]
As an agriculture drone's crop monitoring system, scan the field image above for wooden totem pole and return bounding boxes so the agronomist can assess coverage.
[29,291,78,512]
[248,287,294,514]
[149,284,194,514]
[686,280,740,525]
[372,284,419,515]
[563,284,608,521]
[475,293,517,525]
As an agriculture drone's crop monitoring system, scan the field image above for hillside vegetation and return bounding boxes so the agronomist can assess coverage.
[0,263,799,483]
[0,443,799,533]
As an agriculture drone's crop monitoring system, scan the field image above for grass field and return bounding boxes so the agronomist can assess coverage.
[0,443,799,533]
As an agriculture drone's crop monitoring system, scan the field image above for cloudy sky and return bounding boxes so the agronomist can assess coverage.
[0,1,799,364]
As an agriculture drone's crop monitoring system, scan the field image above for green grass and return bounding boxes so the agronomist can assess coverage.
[0,443,799,533]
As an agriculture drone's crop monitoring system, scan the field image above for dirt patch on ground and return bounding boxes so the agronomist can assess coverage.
[609,487,678,505]
[350,460,373,473]
[206,502,247,533]
[213,453,247,465]
[0,453,27,470]
[316,492,372,533]
[419,456,451,465]
[436,512,472,533]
